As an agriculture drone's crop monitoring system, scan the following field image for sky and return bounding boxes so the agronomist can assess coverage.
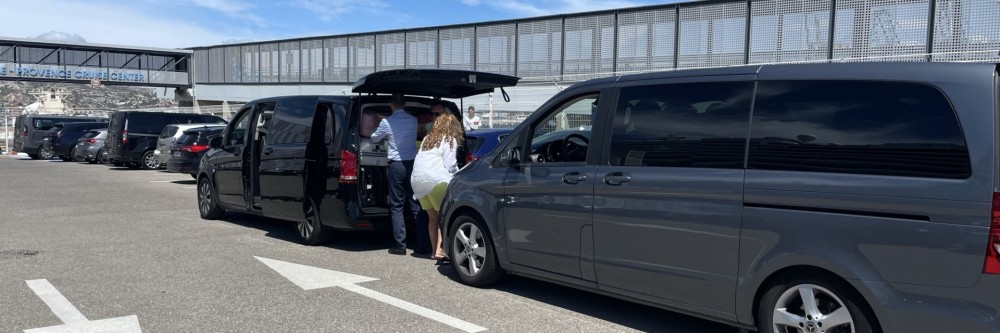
[0,0,673,49]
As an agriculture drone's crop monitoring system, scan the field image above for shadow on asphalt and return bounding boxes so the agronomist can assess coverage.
[171,180,197,185]
[434,266,739,333]
[217,212,395,252]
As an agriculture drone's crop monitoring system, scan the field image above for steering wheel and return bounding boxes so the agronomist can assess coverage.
[545,140,563,162]
[563,133,590,162]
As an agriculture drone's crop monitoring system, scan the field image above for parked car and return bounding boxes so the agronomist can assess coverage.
[197,69,519,245]
[73,130,109,164]
[440,62,1000,333]
[43,122,109,161]
[166,127,224,177]
[463,128,513,163]
[156,123,227,167]
[104,112,226,169]
[12,115,106,159]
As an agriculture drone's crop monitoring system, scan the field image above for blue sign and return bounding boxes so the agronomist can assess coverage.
[0,64,145,83]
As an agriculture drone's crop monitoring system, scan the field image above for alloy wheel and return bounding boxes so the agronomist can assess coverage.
[39,149,54,159]
[298,204,317,241]
[772,284,854,333]
[199,180,212,216]
[143,152,159,169]
[452,221,487,277]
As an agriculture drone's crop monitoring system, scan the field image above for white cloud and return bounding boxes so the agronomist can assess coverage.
[461,0,481,5]
[491,0,652,16]
[289,0,388,22]
[1,0,253,48]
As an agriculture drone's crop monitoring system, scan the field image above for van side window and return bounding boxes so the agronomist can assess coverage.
[321,102,345,145]
[267,98,316,144]
[608,81,753,168]
[227,109,253,146]
[749,80,970,179]
[524,94,597,164]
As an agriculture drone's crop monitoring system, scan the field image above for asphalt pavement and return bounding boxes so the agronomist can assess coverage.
[0,155,738,333]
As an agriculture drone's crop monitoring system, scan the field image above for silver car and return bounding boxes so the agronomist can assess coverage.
[155,123,226,167]
[441,62,1000,333]
[73,129,108,164]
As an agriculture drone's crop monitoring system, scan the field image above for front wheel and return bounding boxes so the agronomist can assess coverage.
[758,276,879,333]
[297,198,332,245]
[39,148,54,160]
[449,214,504,287]
[141,150,159,170]
[198,177,225,220]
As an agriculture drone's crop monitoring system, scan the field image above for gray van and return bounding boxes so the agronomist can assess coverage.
[440,62,1000,333]
[12,115,107,159]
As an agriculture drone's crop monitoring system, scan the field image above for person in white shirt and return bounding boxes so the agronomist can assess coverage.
[462,106,481,131]
[411,111,463,261]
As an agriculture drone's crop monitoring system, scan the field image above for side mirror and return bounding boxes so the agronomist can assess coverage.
[209,136,223,149]
[507,147,522,168]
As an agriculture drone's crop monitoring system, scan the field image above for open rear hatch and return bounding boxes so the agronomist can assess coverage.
[352,69,520,98]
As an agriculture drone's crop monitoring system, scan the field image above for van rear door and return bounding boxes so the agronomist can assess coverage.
[351,69,520,98]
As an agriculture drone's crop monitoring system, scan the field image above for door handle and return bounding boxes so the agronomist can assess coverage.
[263,147,273,155]
[604,172,632,185]
[562,171,587,184]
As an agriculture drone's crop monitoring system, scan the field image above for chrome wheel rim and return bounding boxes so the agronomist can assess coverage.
[143,152,158,169]
[452,221,487,277]
[298,204,316,241]
[39,149,53,159]
[773,284,854,333]
[198,180,212,215]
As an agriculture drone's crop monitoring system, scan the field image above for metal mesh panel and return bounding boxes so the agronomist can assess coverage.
[679,2,748,68]
[280,41,300,82]
[225,46,241,83]
[932,0,1000,62]
[194,49,209,83]
[407,30,437,69]
[750,0,831,64]
[301,39,323,82]
[617,8,677,73]
[563,14,615,77]
[517,19,562,77]
[241,45,259,83]
[477,23,516,76]
[260,43,280,83]
[325,38,350,83]
[209,47,225,83]
[439,27,474,70]
[349,36,375,81]
[377,32,405,71]
[833,0,929,62]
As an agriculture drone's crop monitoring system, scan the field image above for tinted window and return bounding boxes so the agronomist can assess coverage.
[609,81,753,168]
[167,114,226,125]
[525,95,597,163]
[82,131,100,139]
[160,126,178,138]
[127,113,168,134]
[466,136,483,154]
[267,98,316,144]
[227,108,253,146]
[197,129,224,144]
[176,132,199,145]
[748,80,970,179]
[321,102,344,145]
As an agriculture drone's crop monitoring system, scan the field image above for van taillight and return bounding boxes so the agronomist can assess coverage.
[85,138,97,144]
[22,129,27,136]
[121,130,128,145]
[339,150,358,183]
[984,192,1000,274]
[465,151,477,163]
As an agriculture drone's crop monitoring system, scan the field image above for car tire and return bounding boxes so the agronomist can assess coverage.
[297,198,333,245]
[198,176,225,220]
[97,150,109,164]
[758,275,880,333]
[39,148,54,160]
[449,214,504,287]
[70,146,84,162]
[140,150,159,170]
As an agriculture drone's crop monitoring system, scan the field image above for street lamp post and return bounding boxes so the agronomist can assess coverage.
[2,100,7,155]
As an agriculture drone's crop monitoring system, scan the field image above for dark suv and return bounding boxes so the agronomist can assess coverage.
[165,127,225,177]
[196,69,518,245]
[12,115,106,159]
[43,122,109,161]
[441,62,1000,333]
[105,112,226,169]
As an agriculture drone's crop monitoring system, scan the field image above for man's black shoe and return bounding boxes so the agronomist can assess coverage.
[388,247,406,255]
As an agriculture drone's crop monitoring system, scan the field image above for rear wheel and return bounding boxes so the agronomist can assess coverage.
[70,146,83,162]
[38,148,54,160]
[298,198,332,245]
[758,275,879,333]
[97,150,109,164]
[141,150,159,170]
[449,214,504,286]
[198,177,224,219]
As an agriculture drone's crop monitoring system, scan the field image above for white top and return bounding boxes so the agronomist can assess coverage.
[411,138,459,199]
[463,115,481,131]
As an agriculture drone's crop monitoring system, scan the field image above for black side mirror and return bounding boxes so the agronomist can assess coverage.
[209,136,223,149]
[508,147,522,168]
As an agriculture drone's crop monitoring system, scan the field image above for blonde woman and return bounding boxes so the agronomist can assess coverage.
[411,109,463,261]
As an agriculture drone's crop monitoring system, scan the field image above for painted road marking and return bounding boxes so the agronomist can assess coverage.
[255,256,486,333]
[24,279,142,333]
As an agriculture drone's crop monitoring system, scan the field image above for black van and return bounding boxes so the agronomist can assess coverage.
[13,115,106,159]
[196,69,519,245]
[105,111,226,169]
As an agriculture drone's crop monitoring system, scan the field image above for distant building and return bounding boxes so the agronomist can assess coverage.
[28,88,72,114]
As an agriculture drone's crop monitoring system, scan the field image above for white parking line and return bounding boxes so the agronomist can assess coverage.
[25,279,89,324]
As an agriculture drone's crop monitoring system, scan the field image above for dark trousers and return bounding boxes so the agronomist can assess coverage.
[388,160,418,249]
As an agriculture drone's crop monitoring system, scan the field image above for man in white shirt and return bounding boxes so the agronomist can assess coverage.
[463,106,481,131]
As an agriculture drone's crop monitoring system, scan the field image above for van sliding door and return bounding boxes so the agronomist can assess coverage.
[258,97,318,220]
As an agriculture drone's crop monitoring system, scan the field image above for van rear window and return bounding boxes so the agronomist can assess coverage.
[748,80,970,179]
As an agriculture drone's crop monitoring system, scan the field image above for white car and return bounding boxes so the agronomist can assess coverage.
[154,123,226,166]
